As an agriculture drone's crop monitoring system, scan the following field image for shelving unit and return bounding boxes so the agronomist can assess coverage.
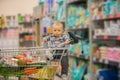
[19,21,36,47]
[93,57,120,67]
[66,0,90,80]
[32,4,44,47]
[90,0,120,80]
[92,17,120,21]
[94,35,120,40]
[33,1,89,79]
[0,15,19,48]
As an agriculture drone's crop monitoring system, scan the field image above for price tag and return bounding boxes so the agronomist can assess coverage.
[99,59,103,63]
[105,60,109,64]
[117,13,120,17]
[104,35,108,40]
[109,14,114,18]
[117,36,120,40]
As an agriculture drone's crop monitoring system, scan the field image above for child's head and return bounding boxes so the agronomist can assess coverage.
[52,21,64,37]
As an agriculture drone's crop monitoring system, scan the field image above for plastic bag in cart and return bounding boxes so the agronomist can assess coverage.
[29,66,57,79]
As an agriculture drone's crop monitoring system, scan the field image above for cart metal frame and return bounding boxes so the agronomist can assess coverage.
[0,47,68,80]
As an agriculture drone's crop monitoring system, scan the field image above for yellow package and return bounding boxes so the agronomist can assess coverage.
[33,66,57,80]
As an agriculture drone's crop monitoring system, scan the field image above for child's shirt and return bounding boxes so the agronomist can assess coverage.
[45,33,69,48]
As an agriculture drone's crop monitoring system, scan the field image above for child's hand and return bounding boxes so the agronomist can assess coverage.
[65,39,70,44]
[43,38,47,42]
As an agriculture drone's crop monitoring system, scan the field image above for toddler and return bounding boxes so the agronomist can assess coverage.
[43,21,70,80]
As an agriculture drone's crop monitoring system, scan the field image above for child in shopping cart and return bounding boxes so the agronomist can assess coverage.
[43,21,70,80]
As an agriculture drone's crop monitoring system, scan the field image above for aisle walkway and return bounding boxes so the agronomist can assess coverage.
[54,76,61,80]
[0,75,64,80]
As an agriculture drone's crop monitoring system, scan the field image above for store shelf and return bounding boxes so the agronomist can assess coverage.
[19,32,35,35]
[67,27,88,31]
[51,20,65,24]
[19,22,32,24]
[7,27,18,29]
[93,57,120,67]
[0,27,7,30]
[20,40,36,47]
[67,0,87,5]
[94,35,120,40]
[20,40,36,43]
[0,27,18,30]
[92,15,120,21]
[69,54,89,61]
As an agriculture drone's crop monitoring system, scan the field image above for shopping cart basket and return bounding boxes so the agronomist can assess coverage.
[0,47,68,80]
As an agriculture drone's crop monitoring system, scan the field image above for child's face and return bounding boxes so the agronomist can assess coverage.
[52,25,63,37]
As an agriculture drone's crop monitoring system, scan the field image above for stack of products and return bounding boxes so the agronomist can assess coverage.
[67,4,89,29]
[91,0,120,20]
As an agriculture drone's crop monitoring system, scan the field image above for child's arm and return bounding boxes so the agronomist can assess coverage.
[63,33,70,44]
[43,35,51,42]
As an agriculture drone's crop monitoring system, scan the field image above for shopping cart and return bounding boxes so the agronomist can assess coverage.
[0,32,82,80]
[0,47,68,80]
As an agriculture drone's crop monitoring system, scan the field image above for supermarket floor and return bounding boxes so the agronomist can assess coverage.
[54,76,61,80]
[0,75,62,80]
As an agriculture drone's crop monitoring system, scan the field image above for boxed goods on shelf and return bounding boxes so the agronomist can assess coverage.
[94,20,120,37]
[69,58,87,80]
[67,4,89,29]
[93,46,120,62]
[91,0,120,20]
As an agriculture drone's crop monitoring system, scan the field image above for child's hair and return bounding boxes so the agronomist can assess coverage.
[52,21,63,28]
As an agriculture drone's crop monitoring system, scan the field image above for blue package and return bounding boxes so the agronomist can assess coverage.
[98,69,118,80]
[48,0,53,4]
[43,27,47,34]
